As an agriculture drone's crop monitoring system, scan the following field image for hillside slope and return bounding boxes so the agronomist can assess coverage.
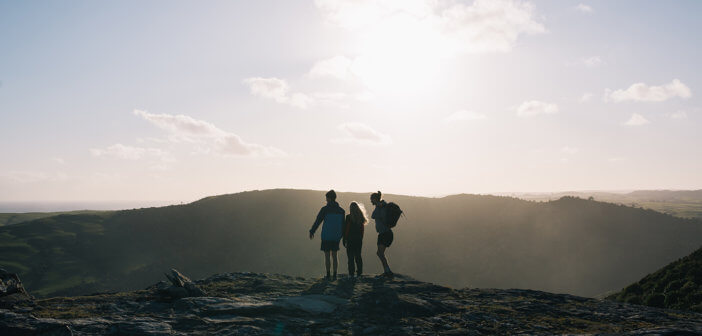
[1,189,701,298]
[3,271,702,335]
[609,246,702,312]
[515,189,702,219]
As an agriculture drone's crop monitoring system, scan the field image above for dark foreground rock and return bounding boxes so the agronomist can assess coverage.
[1,272,702,335]
[0,268,32,309]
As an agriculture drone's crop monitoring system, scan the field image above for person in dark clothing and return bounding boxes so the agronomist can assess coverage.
[371,191,393,277]
[309,190,345,280]
[343,201,367,277]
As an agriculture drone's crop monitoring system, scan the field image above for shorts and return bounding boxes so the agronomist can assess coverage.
[321,240,340,251]
[377,230,394,247]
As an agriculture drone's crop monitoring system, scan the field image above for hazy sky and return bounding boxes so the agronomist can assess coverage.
[1,0,701,202]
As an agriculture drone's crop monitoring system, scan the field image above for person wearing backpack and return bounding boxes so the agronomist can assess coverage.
[343,201,367,277]
[371,191,394,278]
[309,190,345,280]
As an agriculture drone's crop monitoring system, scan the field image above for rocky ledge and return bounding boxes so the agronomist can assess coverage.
[2,270,702,335]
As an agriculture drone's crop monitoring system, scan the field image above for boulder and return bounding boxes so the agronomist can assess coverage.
[156,269,206,299]
[0,268,32,307]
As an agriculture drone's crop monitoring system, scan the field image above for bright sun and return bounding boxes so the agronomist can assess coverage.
[349,12,448,94]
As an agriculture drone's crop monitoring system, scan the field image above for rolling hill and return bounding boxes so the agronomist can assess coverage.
[513,189,702,219]
[1,189,701,298]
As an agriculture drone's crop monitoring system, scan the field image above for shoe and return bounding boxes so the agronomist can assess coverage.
[324,275,331,281]
[332,274,337,281]
[384,271,394,278]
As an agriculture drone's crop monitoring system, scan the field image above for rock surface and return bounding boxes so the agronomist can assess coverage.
[1,272,702,335]
[0,268,32,308]
[156,269,206,299]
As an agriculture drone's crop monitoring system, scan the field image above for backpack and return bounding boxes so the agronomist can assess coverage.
[385,202,403,228]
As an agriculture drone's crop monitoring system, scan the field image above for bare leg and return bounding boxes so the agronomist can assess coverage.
[331,250,338,277]
[377,244,391,273]
[324,251,331,276]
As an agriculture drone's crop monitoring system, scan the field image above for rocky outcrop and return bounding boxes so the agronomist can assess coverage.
[155,269,206,299]
[1,272,702,335]
[0,268,32,308]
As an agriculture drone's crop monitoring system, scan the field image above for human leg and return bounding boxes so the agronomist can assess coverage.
[331,250,338,279]
[355,241,363,276]
[346,244,355,275]
[324,250,331,278]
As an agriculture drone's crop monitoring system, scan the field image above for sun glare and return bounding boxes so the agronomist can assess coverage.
[349,12,448,93]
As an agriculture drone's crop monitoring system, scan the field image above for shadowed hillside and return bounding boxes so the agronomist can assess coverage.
[1,189,701,298]
[608,246,702,312]
[0,210,111,226]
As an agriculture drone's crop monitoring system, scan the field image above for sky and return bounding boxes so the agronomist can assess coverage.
[1,0,701,202]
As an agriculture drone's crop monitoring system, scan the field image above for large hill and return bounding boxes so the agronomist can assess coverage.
[1,189,701,298]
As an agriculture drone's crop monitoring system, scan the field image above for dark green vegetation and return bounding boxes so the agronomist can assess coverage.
[0,210,111,226]
[609,246,702,312]
[1,189,701,298]
[515,189,702,219]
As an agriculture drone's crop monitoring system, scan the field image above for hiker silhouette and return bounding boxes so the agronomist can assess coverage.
[309,190,345,280]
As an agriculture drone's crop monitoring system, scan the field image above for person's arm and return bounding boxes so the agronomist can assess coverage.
[342,215,350,246]
[309,207,325,238]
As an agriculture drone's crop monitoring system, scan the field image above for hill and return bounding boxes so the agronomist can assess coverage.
[1,189,702,298]
[513,189,702,219]
[2,270,702,335]
[0,210,112,226]
[608,246,702,312]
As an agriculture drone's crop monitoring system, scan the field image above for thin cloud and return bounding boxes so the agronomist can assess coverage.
[516,100,559,117]
[575,4,593,13]
[580,93,594,103]
[605,79,692,103]
[445,110,487,122]
[308,56,355,80]
[90,144,173,161]
[623,113,650,126]
[243,77,313,109]
[334,122,391,145]
[315,0,545,54]
[561,146,579,155]
[581,56,602,67]
[669,110,688,120]
[134,109,285,157]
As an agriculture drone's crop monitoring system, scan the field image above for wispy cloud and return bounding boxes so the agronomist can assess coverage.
[580,93,594,103]
[316,0,545,54]
[561,146,579,155]
[605,79,692,103]
[334,122,391,145]
[669,110,688,120]
[308,56,355,80]
[623,113,650,126]
[516,100,559,117]
[0,171,68,183]
[134,109,285,157]
[243,77,313,109]
[445,110,487,122]
[90,143,172,161]
[575,4,593,13]
[581,56,602,67]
